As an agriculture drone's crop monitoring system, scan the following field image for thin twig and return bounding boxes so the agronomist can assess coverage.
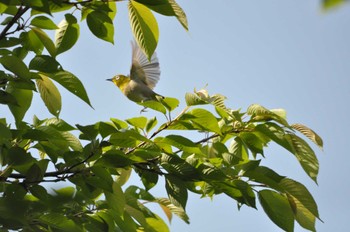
[0,6,30,41]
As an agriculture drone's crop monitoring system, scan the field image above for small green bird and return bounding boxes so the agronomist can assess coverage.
[107,41,163,103]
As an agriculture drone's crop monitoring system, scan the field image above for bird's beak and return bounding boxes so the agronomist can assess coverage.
[106,78,113,82]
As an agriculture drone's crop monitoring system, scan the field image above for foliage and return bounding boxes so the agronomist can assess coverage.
[0,0,324,231]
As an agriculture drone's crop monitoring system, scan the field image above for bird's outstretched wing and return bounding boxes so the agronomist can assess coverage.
[130,41,160,90]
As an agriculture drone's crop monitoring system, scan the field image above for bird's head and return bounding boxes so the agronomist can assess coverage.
[107,75,129,89]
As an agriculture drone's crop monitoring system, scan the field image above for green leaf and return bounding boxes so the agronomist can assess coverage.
[161,153,199,180]
[128,0,159,60]
[36,74,61,117]
[0,55,31,79]
[76,124,98,140]
[196,162,226,181]
[47,1,73,13]
[259,190,294,232]
[29,185,49,201]
[31,27,57,57]
[104,182,126,216]
[146,216,170,232]
[185,92,208,106]
[244,166,285,191]
[0,90,18,105]
[25,163,44,183]
[228,137,249,162]
[7,147,35,173]
[45,118,76,131]
[155,197,190,224]
[23,0,51,14]
[134,0,188,31]
[165,175,188,209]
[55,14,80,55]
[279,178,320,219]
[288,194,316,231]
[159,135,201,154]
[255,122,293,152]
[161,97,179,112]
[140,170,158,191]
[109,130,149,147]
[53,186,76,199]
[0,37,21,48]
[247,104,289,127]
[12,46,28,60]
[126,116,147,129]
[182,108,221,134]
[138,100,166,114]
[286,133,319,183]
[86,11,114,44]
[169,0,188,30]
[6,81,33,124]
[95,150,134,168]
[29,55,62,73]
[49,71,92,107]
[30,15,58,29]
[239,132,267,156]
[115,167,132,187]
[145,116,157,133]
[291,123,323,150]
[323,0,346,9]
[216,180,256,207]
[110,118,128,130]
[20,30,44,55]
[39,213,80,232]
[96,121,118,138]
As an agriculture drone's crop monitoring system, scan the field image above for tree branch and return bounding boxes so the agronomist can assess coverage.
[0,5,30,41]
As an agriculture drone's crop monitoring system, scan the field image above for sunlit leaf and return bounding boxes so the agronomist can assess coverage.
[138,100,166,114]
[182,108,221,134]
[159,135,201,154]
[145,116,157,133]
[247,104,289,127]
[55,14,79,55]
[36,74,61,117]
[286,133,319,183]
[20,30,43,55]
[161,97,179,111]
[126,116,147,129]
[280,178,320,219]
[288,194,316,231]
[128,0,159,60]
[30,15,58,29]
[291,123,323,150]
[31,27,56,57]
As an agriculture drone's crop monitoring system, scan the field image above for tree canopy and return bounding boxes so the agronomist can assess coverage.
[0,1,326,231]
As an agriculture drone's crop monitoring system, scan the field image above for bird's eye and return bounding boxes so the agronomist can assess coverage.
[116,76,120,80]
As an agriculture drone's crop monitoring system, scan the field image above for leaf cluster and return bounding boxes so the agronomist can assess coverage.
[0,1,324,231]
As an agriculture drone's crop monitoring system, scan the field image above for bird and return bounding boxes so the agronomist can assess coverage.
[107,41,163,105]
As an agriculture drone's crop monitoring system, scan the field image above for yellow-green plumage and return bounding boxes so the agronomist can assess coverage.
[108,41,162,103]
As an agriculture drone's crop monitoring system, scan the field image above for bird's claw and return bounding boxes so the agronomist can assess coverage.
[140,107,148,114]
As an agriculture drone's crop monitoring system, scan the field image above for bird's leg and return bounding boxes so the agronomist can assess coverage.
[140,106,148,114]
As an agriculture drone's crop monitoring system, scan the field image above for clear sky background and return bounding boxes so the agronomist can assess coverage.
[2,0,350,231]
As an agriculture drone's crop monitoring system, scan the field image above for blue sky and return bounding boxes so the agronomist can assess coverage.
[2,0,350,231]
